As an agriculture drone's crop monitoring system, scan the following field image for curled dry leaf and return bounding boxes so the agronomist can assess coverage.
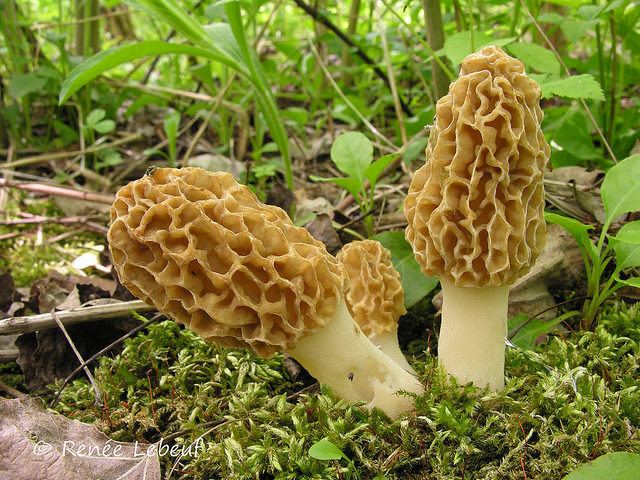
[0,396,160,480]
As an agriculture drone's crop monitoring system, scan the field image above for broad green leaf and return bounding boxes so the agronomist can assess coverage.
[402,137,429,164]
[309,175,362,201]
[93,120,115,134]
[610,220,640,270]
[308,438,348,461]
[578,0,624,20]
[507,42,561,75]
[600,154,640,225]
[127,0,212,48]
[541,74,605,101]
[443,31,516,65]
[616,277,640,288]
[544,212,597,260]
[86,108,106,126]
[330,132,374,183]
[364,154,397,186]
[8,73,47,99]
[508,314,566,349]
[562,452,640,479]
[373,232,439,308]
[59,41,246,104]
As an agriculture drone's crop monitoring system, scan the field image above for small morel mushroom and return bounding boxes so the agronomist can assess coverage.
[336,240,414,373]
[108,167,423,418]
[404,46,550,390]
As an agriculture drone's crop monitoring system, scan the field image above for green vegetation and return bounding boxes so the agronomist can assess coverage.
[1,1,639,478]
[54,301,640,479]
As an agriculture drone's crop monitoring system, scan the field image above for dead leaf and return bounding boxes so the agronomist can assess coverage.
[0,396,160,480]
[16,317,140,392]
[0,272,17,312]
[305,214,342,254]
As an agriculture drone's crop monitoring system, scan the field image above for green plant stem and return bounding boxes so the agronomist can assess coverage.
[421,0,450,100]
[379,0,455,81]
[607,13,618,146]
[341,0,361,86]
[510,0,521,37]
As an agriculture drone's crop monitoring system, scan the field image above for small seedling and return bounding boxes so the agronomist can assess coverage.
[547,153,640,327]
[312,132,396,236]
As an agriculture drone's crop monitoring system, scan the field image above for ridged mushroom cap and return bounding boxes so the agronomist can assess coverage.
[404,46,550,288]
[336,240,406,336]
[108,167,344,356]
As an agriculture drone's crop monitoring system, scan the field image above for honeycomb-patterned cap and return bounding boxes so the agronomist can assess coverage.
[108,167,344,357]
[404,46,549,287]
[336,240,406,336]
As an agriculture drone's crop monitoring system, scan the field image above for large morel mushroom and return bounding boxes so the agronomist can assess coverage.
[404,46,550,390]
[109,167,423,418]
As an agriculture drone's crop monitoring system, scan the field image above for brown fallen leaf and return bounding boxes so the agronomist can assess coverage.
[0,396,160,480]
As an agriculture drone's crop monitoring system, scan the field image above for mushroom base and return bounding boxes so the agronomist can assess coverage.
[288,298,423,419]
[438,278,510,391]
[370,326,416,374]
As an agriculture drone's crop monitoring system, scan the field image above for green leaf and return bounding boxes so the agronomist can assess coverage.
[600,154,640,225]
[93,119,116,134]
[330,132,374,184]
[373,232,439,308]
[610,221,640,270]
[308,438,347,461]
[86,108,106,126]
[541,74,605,101]
[508,313,566,350]
[616,277,640,288]
[364,154,397,186]
[442,32,516,65]
[8,73,47,99]
[309,175,362,201]
[59,41,246,104]
[562,452,640,480]
[507,42,561,75]
[402,137,429,165]
[544,212,597,260]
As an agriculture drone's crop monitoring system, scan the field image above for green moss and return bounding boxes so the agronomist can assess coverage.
[0,197,106,287]
[53,303,640,479]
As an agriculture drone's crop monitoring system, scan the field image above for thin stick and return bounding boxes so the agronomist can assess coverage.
[0,380,24,398]
[0,349,19,362]
[0,300,154,336]
[181,77,234,164]
[0,178,115,204]
[50,313,163,407]
[51,309,102,405]
[520,0,617,163]
[2,133,143,169]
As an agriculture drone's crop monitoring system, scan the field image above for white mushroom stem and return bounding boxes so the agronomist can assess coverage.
[370,326,416,374]
[437,277,510,391]
[288,298,424,419]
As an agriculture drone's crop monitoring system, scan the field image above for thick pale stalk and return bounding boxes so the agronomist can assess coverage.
[438,278,510,391]
[288,299,423,419]
[370,326,416,374]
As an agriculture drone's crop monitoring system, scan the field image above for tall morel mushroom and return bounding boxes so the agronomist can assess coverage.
[404,46,550,390]
[108,167,423,418]
[336,240,414,373]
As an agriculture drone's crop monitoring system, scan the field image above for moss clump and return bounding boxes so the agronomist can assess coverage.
[53,302,640,479]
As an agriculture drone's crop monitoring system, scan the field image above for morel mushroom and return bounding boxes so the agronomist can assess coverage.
[336,240,414,373]
[404,46,550,390]
[108,167,423,418]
